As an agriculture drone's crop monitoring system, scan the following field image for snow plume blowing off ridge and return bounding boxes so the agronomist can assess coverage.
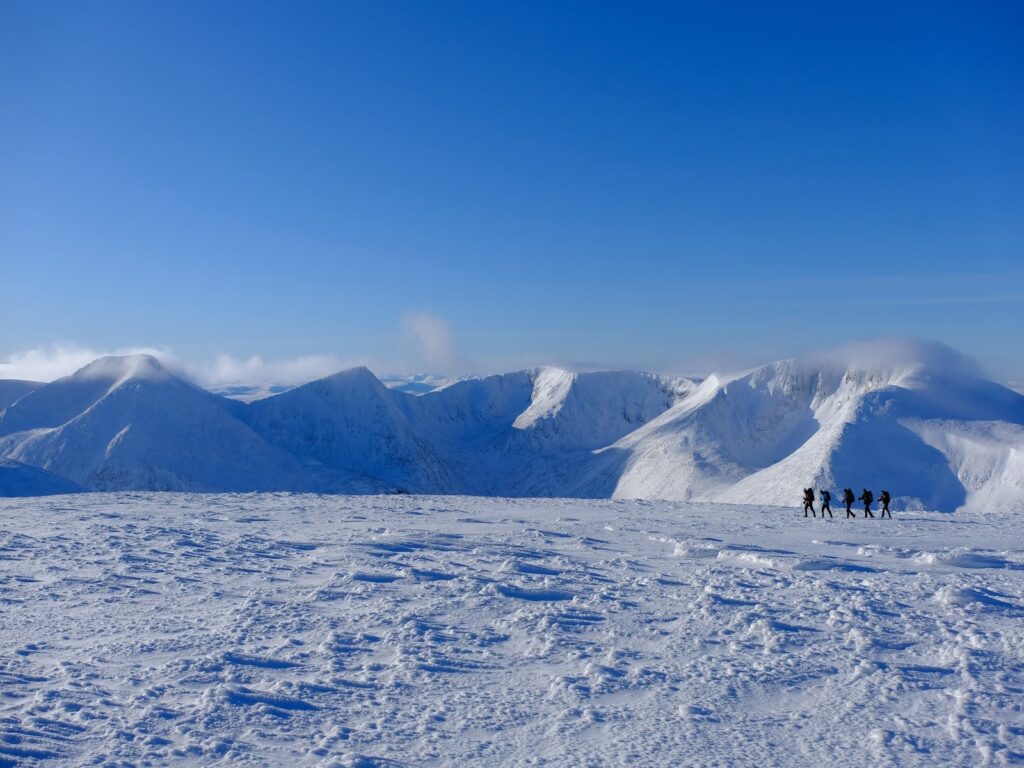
[0,344,369,393]
[0,344,179,383]
[803,338,984,380]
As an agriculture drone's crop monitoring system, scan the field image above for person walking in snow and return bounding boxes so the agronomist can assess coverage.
[879,490,892,518]
[803,487,816,517]
[860,488,874,518]
[843,488,856,518]
[819,489,833,517]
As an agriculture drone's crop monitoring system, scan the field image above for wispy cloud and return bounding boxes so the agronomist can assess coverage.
[0,343,372,390]
[807,338,984,377]
[1,335,1016,390]
[0,311,473,389]
[0,343,176,382]
[185,353,370,390]
[401,311,467,374]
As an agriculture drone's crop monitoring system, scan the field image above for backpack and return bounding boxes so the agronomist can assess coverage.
[866,490,874,503]
[821,490,830,502]
[881,490,890,502]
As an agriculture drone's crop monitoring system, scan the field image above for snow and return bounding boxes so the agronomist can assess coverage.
[0,380,42,411]
[0,356,314,493]
[380,374,464,396]
[0,458,82,496]
[246,367,454,493]
[1,346,1023,511]
[608,358,1024,512]
[1,492,1022,766]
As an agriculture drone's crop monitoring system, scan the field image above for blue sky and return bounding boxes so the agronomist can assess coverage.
[2,1,1022,384]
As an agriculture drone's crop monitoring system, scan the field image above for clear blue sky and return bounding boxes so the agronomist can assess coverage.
[2,1,1022,381]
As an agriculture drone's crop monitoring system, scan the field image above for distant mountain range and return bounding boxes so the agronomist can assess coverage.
[2,349,1022,512]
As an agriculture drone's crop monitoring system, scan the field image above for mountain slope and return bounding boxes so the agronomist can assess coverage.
[399,367,695,494]
[0,379,43,410]
[247,367,453,492]
[0,458,83,496]
[597,357,1024,512]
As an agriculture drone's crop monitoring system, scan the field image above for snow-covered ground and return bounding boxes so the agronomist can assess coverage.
[2,494,1022,766]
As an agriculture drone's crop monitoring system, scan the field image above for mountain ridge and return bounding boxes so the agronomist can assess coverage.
[1,348,1021,511]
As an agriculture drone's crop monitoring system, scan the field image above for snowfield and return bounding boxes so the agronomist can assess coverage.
[2,493,1022,766]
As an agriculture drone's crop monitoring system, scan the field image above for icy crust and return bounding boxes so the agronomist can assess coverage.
[1,352,1023,511]
[0,493,1022,766]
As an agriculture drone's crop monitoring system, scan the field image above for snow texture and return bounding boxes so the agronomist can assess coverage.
[1,347,1023,512]
[0,493,1021,766]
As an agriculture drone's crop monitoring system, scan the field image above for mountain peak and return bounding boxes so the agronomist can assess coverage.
[72,354,172,385]
[318,365,386,391]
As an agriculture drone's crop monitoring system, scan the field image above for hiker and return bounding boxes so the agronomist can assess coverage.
[819,489,833,517]
[860,488,874,518]
[803,487,816,517]
[879,490,892,518]
[843,488,856,518]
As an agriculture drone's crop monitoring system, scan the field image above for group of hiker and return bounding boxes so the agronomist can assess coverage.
[802,487,892,518]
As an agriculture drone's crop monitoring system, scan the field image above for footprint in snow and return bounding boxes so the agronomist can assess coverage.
[351,572,402,583]
[496,584,574,601]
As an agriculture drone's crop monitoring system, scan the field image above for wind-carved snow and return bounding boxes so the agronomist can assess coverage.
[1,346,1023,512]
[0,493,1021,766]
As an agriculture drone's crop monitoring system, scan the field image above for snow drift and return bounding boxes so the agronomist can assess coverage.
[1,344,1022,511]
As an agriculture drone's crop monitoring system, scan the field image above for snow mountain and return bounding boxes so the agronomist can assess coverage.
[1,347,1022,511]
[246,367,453,493]
[0,355,313,492]
[593,354,1024,512]
[397,367,696,495]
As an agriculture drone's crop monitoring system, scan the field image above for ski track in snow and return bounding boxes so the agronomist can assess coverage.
[1,494,1022,767]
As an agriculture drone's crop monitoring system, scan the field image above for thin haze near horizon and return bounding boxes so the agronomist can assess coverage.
[2,2,1022,383]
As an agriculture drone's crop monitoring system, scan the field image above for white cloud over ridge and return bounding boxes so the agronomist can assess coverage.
[0,336,1007,393]
[806,338,985,379]
[0,311,469,391]
[0,343,370,392]
[0,344,176,383]
[195,353,362,390]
